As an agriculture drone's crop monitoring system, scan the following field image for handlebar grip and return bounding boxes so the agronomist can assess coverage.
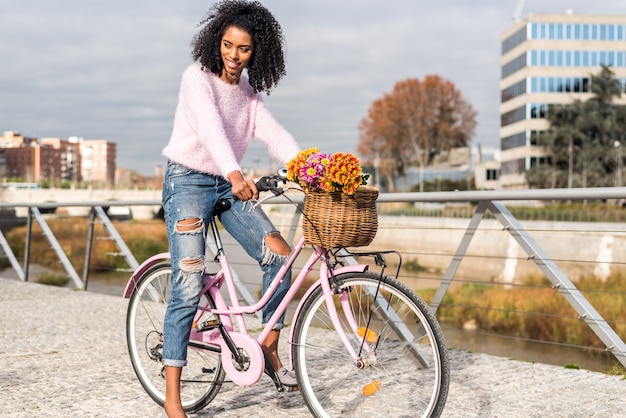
[233,175,282,200]
[255,175,285,196]
[255,176,277,192]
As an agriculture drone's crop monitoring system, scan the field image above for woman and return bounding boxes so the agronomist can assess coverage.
[160,1,300,416]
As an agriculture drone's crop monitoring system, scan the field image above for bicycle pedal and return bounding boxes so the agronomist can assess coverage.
[193,318,221,332]
[273,382,299,393]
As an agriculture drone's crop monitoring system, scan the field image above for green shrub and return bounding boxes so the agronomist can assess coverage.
[38,273,70,287]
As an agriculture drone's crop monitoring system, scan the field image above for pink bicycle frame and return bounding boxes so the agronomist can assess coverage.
[123,236,371,386]
[193,236,369,364]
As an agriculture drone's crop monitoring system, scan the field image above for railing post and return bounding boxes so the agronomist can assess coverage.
[92,206,139,271]
[30,207,83,288]
[487,200,626,368]
[83,208,97,290]
[429,201,489,313]
[0,228,24,280]
[430,199,626,368]
[24,208,33,282]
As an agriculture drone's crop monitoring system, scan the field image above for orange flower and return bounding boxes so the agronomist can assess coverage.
[286,149,368,195]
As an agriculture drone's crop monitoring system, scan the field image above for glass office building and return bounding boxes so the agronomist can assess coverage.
[499,12,626,189]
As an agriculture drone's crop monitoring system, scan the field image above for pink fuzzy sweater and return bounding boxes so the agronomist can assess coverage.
[162,63,300,178]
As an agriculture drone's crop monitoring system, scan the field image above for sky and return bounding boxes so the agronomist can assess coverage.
[2,1,626,176]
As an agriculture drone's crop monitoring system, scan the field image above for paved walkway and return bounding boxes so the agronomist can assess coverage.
[1,277,625,417]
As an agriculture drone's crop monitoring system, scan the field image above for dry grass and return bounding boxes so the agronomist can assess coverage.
[5,218,168,273]
[419,274,626,350]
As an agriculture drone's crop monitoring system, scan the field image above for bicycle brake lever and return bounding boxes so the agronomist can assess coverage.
[252,193,279,209]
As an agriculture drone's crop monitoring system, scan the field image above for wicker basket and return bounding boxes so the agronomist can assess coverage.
[302,186,379,248]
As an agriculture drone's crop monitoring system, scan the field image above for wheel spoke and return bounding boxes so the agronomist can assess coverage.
[292,272,450,418]
[126,263,225,412]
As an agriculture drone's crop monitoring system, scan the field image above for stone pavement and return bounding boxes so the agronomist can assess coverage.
[1,277,625,418]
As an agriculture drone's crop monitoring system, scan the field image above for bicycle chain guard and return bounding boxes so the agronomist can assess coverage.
[213,332,265,386]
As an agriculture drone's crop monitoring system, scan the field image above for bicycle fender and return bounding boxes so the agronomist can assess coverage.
[122,252,171,298]
[287,263,368,366]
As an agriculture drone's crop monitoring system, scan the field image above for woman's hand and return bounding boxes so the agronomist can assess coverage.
[228,171,259,201]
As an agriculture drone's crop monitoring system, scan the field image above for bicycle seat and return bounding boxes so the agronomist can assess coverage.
[214,199,231,216]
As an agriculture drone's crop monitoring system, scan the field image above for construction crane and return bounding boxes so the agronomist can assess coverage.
[513,0,525,23]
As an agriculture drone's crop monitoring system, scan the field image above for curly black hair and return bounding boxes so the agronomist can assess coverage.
[192,0,287,94]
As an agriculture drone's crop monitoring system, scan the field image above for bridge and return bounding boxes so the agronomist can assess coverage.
[1,187,162,219]
[1,187,625,370]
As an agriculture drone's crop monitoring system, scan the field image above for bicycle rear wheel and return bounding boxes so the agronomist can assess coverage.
[292,271,449,418]
[125,262,225,412]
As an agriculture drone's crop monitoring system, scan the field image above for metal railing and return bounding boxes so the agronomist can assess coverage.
[1,187,625,368]
[0,200,155,288]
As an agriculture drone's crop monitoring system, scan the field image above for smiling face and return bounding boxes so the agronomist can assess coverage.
[220,25,254,84]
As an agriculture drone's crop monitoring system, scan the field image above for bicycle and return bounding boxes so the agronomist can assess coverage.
[123,170,450,417]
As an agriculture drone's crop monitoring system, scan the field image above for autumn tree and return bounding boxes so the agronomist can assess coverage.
[358,75,477,190]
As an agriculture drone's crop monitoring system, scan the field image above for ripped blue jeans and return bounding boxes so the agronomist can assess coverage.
[161,161,291,367]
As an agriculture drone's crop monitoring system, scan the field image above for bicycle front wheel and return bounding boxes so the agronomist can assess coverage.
[292,271,450,418]
[125,262,225,412]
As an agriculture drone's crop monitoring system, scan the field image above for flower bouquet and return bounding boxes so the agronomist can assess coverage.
[286,148,378,248]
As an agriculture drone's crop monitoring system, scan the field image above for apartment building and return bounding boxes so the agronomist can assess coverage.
[0,131,46,181]
[499,12,626,189]
[41,137,82,182]
[79,139,116,185]
[0,131,116,185]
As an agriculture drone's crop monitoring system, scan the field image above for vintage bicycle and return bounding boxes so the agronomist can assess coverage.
[123,171,450,417]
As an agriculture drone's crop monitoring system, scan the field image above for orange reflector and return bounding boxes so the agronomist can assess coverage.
[362,379,382,397]
[356,327,378,343]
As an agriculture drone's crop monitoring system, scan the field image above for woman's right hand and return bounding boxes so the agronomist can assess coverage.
[228,171,259,201]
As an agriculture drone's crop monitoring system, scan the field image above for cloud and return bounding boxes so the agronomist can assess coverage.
[1,0,624,175]
[260,1,509,161]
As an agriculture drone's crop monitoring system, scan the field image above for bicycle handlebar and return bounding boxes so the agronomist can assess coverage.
[255,168,289,196]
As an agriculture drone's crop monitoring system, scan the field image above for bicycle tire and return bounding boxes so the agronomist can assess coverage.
[292,271,450,418]
[125,262,225,412]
